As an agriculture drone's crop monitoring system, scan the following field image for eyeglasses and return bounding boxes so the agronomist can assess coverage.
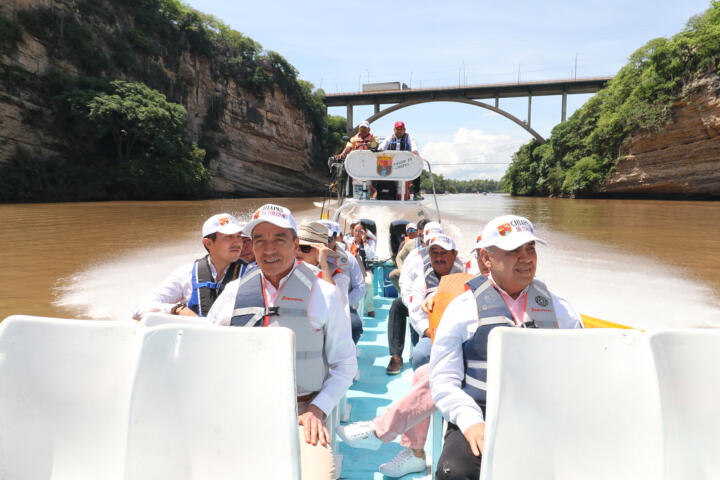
[407,228,417,233]
[299,245,314,254]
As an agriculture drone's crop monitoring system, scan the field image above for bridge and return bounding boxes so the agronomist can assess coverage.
[323,76,613,142]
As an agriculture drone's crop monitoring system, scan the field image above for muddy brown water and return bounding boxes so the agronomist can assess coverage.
[1,194,718,327]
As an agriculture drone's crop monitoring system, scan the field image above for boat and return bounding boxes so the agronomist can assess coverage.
[1,151,719,479]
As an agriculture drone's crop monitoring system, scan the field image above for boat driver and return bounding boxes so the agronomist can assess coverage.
[430,215,583,480]
[132,213,248,320]
[206,204,357,480]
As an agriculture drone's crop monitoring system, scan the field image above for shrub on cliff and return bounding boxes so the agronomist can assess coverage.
[504,0,720,197]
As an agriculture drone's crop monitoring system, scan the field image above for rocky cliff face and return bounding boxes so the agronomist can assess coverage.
[0,1,327,197]
[605,75,720,197]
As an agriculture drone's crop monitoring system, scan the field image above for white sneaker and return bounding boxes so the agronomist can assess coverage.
[335,421,382,450]
[378,448,427,478]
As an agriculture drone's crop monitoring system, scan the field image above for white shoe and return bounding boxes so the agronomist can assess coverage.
[335,421,382,450]
[379,448,427,478]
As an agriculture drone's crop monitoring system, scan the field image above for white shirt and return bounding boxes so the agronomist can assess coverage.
[399,248,424,307]
[341,252,366,308]
[206,263,358,415]
[132,259,227,320]
[429,281,583,433]
[379,133,419,152]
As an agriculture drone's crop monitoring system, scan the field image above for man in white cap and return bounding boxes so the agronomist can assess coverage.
[335,120,379,160]
[430,215,583,480]
[206,204,357,480]
[236,221,255,264]
[385,219,441,374]
[406,233,466,370]
[132,213,248,319]
[320,219,366,343]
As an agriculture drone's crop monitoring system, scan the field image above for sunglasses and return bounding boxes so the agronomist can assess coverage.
[299,245,314,254]
[407,228,417,233]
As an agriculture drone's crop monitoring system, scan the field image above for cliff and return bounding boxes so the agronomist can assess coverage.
[0,0,331,199]
[605,75,720,197]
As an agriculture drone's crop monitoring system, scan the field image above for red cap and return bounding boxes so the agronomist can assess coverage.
[394,121,405,129]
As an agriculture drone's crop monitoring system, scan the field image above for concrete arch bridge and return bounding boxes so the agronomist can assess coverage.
[323,76,613,143]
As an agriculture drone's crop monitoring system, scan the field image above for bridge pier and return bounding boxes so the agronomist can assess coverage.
[562,91,567,122]
[374,102,380,115]
[527,94,532,128]
[495,97,499,109]
[346,105,353,134]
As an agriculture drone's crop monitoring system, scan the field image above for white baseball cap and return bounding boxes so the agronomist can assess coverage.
[358,120,370,129]
[406,223,418,232]
[426,233,457,252]
[329,221,342,236]
[243,204,298,236]
[423,221,443,238]
[474,233,484,250]
[478,215,547,251]
[202,213,243,237]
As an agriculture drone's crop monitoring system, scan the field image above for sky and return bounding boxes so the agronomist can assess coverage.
[185,0,712,179]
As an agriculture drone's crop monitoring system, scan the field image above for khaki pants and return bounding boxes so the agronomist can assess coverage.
[297,399,336,480]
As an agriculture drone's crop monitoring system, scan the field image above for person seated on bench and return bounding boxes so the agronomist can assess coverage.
[206,204,357,480]
[132,213,248,319]
[430,215,583,480]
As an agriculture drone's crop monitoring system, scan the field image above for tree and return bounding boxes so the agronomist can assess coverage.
[87,80,187,162]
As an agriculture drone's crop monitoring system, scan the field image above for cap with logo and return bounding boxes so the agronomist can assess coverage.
[423,221,444,238]
[394,121,405,129]
[426,233,457,252]
[358,120,370,129]
[202,213,243,238]
[478,215,547,251]
[243,204,298,236]
[474,233,483,250]
[406,222,418,232]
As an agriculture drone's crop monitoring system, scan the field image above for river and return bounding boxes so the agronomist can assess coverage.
[2,194,719,328]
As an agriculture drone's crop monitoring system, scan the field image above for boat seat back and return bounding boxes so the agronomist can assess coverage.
[649,329,720,480]
[0,315,139,480]
[124,324,300,480]
[481,329,663,480]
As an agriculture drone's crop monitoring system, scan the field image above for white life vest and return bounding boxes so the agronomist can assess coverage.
[230,263,327,394]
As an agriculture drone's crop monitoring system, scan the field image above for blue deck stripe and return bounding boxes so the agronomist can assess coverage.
[338,295,435,479]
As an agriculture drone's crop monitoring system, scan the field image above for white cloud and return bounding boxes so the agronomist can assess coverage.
[420,128,528,180]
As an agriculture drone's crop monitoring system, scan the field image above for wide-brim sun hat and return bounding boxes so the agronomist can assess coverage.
[478,215,547,251]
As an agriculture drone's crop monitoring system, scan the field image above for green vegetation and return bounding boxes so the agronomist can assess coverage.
[504,1,720,197]
[0,80,209,201]
[1,0,341,201]
[420,170,502,194]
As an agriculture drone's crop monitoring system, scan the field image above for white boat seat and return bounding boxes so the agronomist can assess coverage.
[649,329,720,480]
[481,329,663,480]
[124,324,300,480]
[0,315,139,480]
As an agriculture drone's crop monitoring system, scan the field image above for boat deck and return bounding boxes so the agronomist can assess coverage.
[339,295,437,479]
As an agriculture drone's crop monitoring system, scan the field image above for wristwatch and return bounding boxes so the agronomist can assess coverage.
[171,303,187,315]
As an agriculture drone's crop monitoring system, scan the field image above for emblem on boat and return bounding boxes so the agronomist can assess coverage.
[377,153,393,176]
[535,295,549,307]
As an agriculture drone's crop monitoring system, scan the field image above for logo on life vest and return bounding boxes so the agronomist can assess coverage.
[534,295,549,307]
[377,153,393,176]
[281,296,303,302]
[497,223,512,236]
